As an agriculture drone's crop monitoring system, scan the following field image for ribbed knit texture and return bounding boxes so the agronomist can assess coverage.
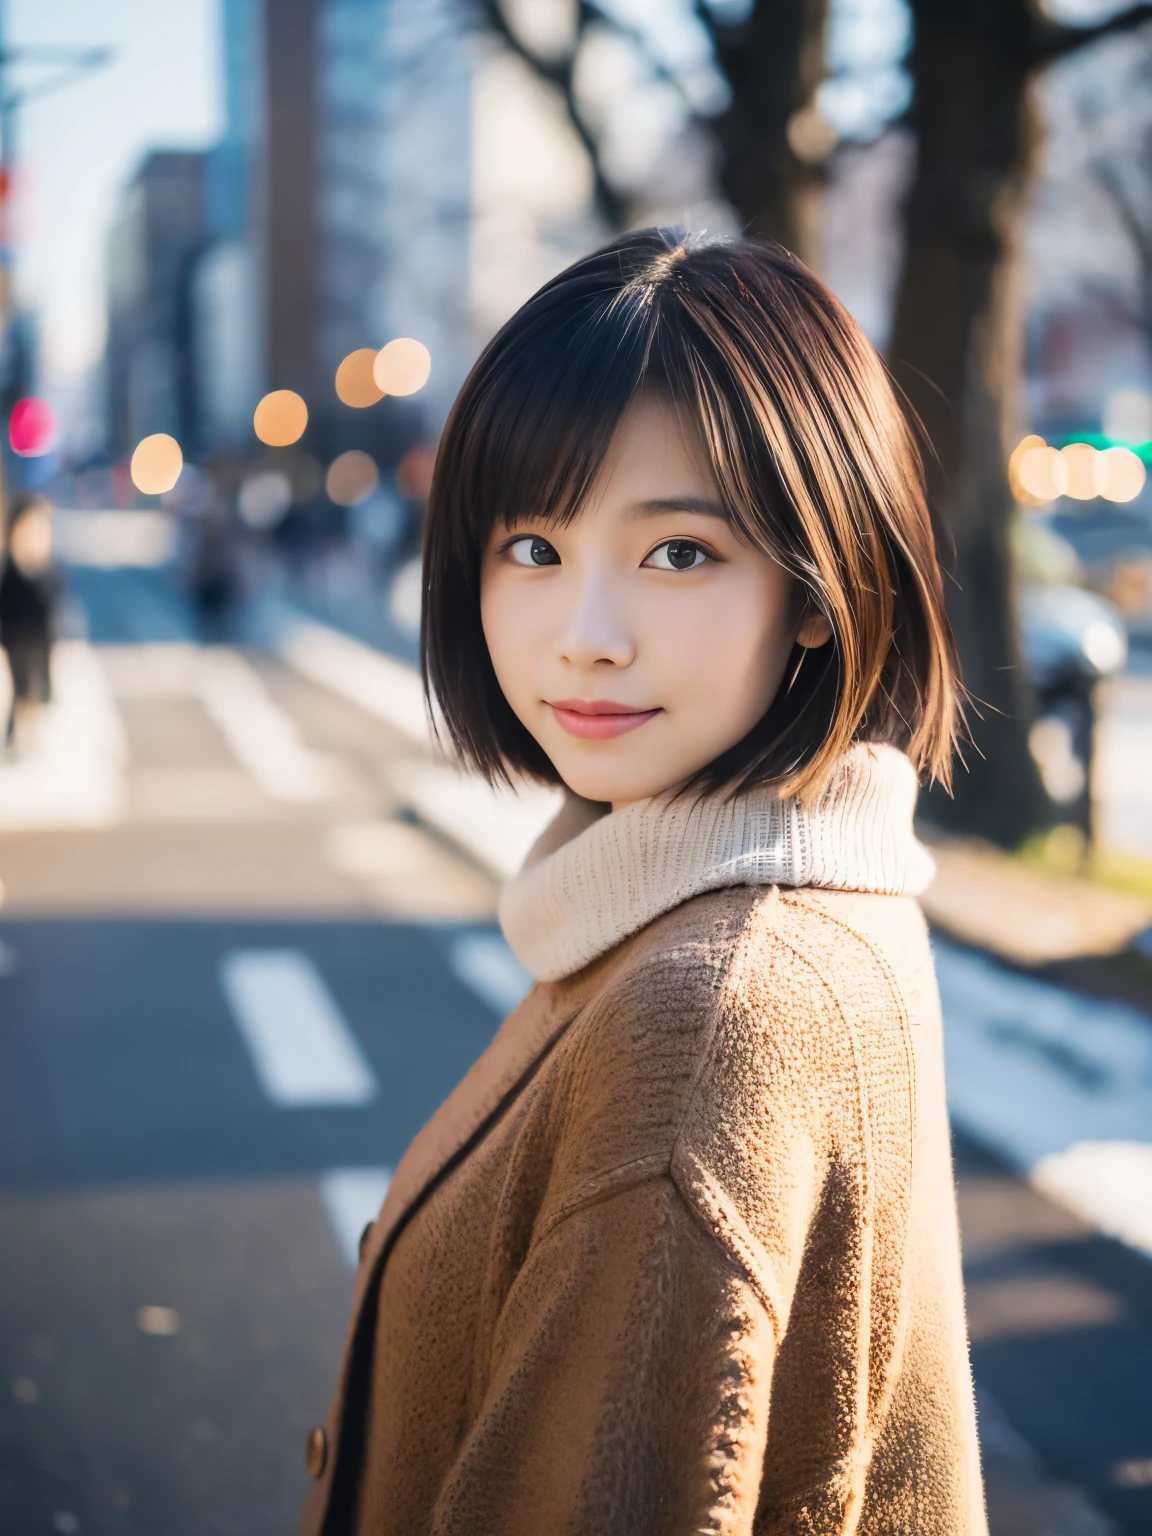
[499,742,934,981]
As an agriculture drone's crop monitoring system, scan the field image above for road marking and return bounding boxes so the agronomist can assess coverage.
[259,601,561,877]
[449,932,533,1018]
[220,949,378,1106]
[197,650,345,802]
[320,1167,393,1267]
[937,935,1152,1257]
[259,598,433,744]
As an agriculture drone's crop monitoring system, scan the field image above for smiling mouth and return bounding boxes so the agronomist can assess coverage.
[548,699,662,740]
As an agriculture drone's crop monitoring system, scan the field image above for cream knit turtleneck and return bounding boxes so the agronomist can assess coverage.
[499,742,935,981]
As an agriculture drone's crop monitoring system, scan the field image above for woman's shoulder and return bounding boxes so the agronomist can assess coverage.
[538,886,921,1271]
[587,882,923,1039]
[552,886,919,1166]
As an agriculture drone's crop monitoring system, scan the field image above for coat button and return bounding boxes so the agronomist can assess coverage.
[305,1426,328,1479]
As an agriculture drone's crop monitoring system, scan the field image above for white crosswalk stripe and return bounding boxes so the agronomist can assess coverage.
[449,932,533,1017]
[220,948,379,1107]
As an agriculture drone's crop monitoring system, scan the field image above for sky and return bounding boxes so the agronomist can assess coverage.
[6,0,221,390]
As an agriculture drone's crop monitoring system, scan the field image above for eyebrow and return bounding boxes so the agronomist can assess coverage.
[629,495,728,519]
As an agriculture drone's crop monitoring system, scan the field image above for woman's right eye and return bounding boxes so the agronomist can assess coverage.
[508,536,560,567]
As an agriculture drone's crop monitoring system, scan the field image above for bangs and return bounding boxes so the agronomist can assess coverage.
[451,266,667,545]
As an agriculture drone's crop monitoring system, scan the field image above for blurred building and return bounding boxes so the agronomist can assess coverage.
[104,151,208,456]
[105,0,604,468]
[188,0,474,457]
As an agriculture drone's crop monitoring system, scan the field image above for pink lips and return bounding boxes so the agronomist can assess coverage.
[549,698,662,740]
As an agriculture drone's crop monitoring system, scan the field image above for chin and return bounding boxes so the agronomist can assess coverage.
[549,757,671,808]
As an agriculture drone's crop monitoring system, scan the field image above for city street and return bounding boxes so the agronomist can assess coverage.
[1,551,1150,1534]
[0,558,528,1535]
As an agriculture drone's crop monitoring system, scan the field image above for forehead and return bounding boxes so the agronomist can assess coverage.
[536,395,724,529]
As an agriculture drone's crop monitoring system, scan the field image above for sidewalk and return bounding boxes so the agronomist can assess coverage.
[920,831,1152,967]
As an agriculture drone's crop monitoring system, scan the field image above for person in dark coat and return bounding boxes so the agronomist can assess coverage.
[0,493,59,749]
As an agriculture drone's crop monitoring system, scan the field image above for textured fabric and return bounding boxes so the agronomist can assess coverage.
[499,742,936,981]
[300,885,986,1536]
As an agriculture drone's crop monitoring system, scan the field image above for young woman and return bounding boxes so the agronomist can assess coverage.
[301,231,986,1535]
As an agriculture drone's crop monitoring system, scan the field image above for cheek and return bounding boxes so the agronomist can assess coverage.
[480,570,548,701]
[641,567,793,713]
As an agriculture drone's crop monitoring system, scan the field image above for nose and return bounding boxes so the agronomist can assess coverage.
[556,566,635,671]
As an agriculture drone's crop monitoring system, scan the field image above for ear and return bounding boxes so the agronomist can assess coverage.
[796,612,833,649]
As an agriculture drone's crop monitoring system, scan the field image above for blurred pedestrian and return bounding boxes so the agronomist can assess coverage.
[188,510,241,640]
[0,493,60,754]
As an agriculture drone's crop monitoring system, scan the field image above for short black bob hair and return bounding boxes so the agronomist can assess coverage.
[422,228,959,801]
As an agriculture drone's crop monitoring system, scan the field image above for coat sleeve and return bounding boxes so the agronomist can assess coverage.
[428,1174,777,1536]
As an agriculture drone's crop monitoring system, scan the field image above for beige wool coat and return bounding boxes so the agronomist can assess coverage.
[300,867,986,1532]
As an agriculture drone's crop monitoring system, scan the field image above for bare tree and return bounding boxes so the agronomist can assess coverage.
[703,0,829,253]
[477,0,1152,845]
[1071,29,1152,356]
[477,0,825,247]
[889,0,1152,845]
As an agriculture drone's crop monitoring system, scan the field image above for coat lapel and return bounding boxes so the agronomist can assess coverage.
[301,962,605,1536]
[351,977,571,1310]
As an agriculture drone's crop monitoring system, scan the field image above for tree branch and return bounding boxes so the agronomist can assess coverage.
[475,0,628,227]
[1031,2,1152,67]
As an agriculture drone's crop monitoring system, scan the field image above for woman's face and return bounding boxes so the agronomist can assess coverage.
[480,396,831,809]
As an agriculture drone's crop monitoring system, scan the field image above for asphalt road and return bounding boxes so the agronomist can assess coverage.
[0,559,1149,1535]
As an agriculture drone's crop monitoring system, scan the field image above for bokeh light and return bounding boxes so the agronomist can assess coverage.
[1060,442,1098,500]
[130,434,184,495]
[335,349,384,408]
[373,338,431,396]
[1096,445,1146,503]
[238,469,293,529]
[9,397,57,457]
[1016,444,1068,504]
[326,450,379,506]
[254,390,308,446]
[786,105,837,165]
[1008,435,1047,505]
[395,443,437,501]
[1081,618,1127,673]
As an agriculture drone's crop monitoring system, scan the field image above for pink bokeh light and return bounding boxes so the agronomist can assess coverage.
[10,397,57,457]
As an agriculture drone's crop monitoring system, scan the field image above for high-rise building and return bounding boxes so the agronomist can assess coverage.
[190,0,473,456]
[104,151,208,456]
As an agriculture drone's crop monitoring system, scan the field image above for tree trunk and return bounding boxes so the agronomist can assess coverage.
[887,0,1051,845]
[708,0,828,258]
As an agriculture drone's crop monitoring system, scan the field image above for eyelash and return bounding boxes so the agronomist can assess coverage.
[643,539,710,572]
[502,536,714,570]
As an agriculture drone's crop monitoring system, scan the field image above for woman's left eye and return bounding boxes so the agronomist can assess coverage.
[643,539,709,572]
